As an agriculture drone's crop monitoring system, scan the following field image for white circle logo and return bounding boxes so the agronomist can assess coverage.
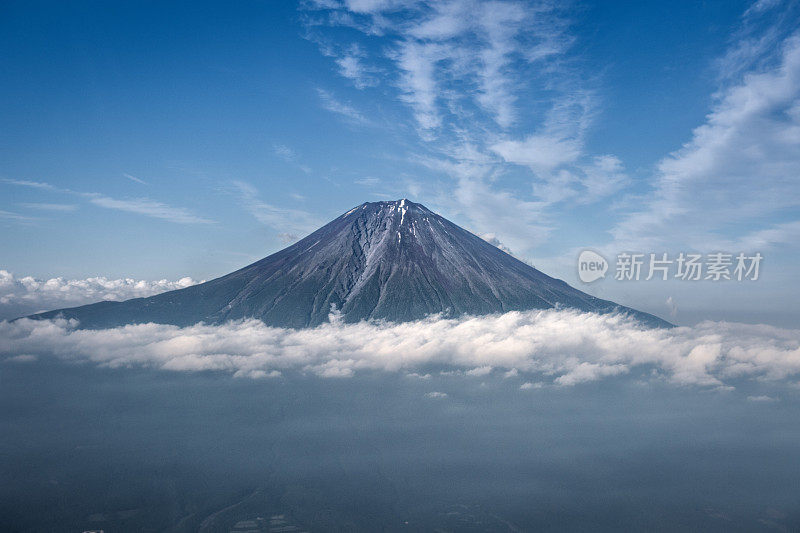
[578,250,608,283]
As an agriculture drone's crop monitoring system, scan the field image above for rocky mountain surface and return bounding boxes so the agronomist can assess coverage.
[26,199,670,328]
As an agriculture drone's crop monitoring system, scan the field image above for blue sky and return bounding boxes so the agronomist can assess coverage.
[2,0,799,326]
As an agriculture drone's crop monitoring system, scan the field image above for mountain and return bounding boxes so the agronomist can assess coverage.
[25,199,670,328]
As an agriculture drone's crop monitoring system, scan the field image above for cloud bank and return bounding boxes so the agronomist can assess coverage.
[2,309,799,388]
[0,270,199,319]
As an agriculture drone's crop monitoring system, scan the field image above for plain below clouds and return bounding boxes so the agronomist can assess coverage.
[2,309,799,388]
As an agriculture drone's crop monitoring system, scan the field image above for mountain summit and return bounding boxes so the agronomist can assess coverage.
[27,199,669,328]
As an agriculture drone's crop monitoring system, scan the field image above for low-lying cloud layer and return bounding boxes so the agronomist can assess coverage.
[0,270,199,319]
[2,309,798,388]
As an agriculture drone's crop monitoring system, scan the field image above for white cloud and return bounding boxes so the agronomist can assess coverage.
[490,105,626,206]
[123,173,148,185]
[273,143,297,161]
[277,232,300,244]
[425,391,448,398]
[491,135,622,206]
[0,210,37,222]
[472,0,528,128]
[0,178,58,191]
[491,135,581,175]
[445,165,551,250]
[301,1,626,254]
[411,143,551,251]
[87,194,215,225]
[18,203,78,212]
[554,362,628,386]
[302,0,800,276]
[3,309,800,389]
[233,181,322,237]
[577,155,630,204]
[343,0,416,15]
[465,365,492,376]
[5,354,37,363]
[392,40,446,131]
[743,0,784,19]
[2,178,213,225]
[305,0,344,9]
[335,44,379,89]
[306,0,575,133]
[354,176,381,186]
[317,88,372,125]
[611,33,800,253]
[273,144,313,175]
[478,233,513,255]
[389,0,565,130]
[666,296,678,319]
[0,269,199,318]
[747,394,779,402]
[234,369,282,379]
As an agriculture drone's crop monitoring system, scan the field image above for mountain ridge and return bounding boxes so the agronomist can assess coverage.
[24,199,671,328]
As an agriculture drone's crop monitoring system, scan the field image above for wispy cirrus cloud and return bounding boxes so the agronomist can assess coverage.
[335,44,380,89]
[123,173,148,185]
[2,178,214,225]
[410,147,552,250]
[86,194,215,225]
[0,178,58,191]
[304,0,800,276]
[0,210,38,223]
[232,181,322,239]
[611,31,800,253]
[316,88,372,125]
[354,176,381,186]
[273,143,297,161]
[17,203,78,212]
[743,0,784,18]
[302,1,626,251]
[273,143,313,174]
[311,0,572,132]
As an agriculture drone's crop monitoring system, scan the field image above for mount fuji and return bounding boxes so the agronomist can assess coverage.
[26,200,670,328]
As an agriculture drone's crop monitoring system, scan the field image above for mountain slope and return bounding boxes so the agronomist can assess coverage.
[26,200,670,328]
